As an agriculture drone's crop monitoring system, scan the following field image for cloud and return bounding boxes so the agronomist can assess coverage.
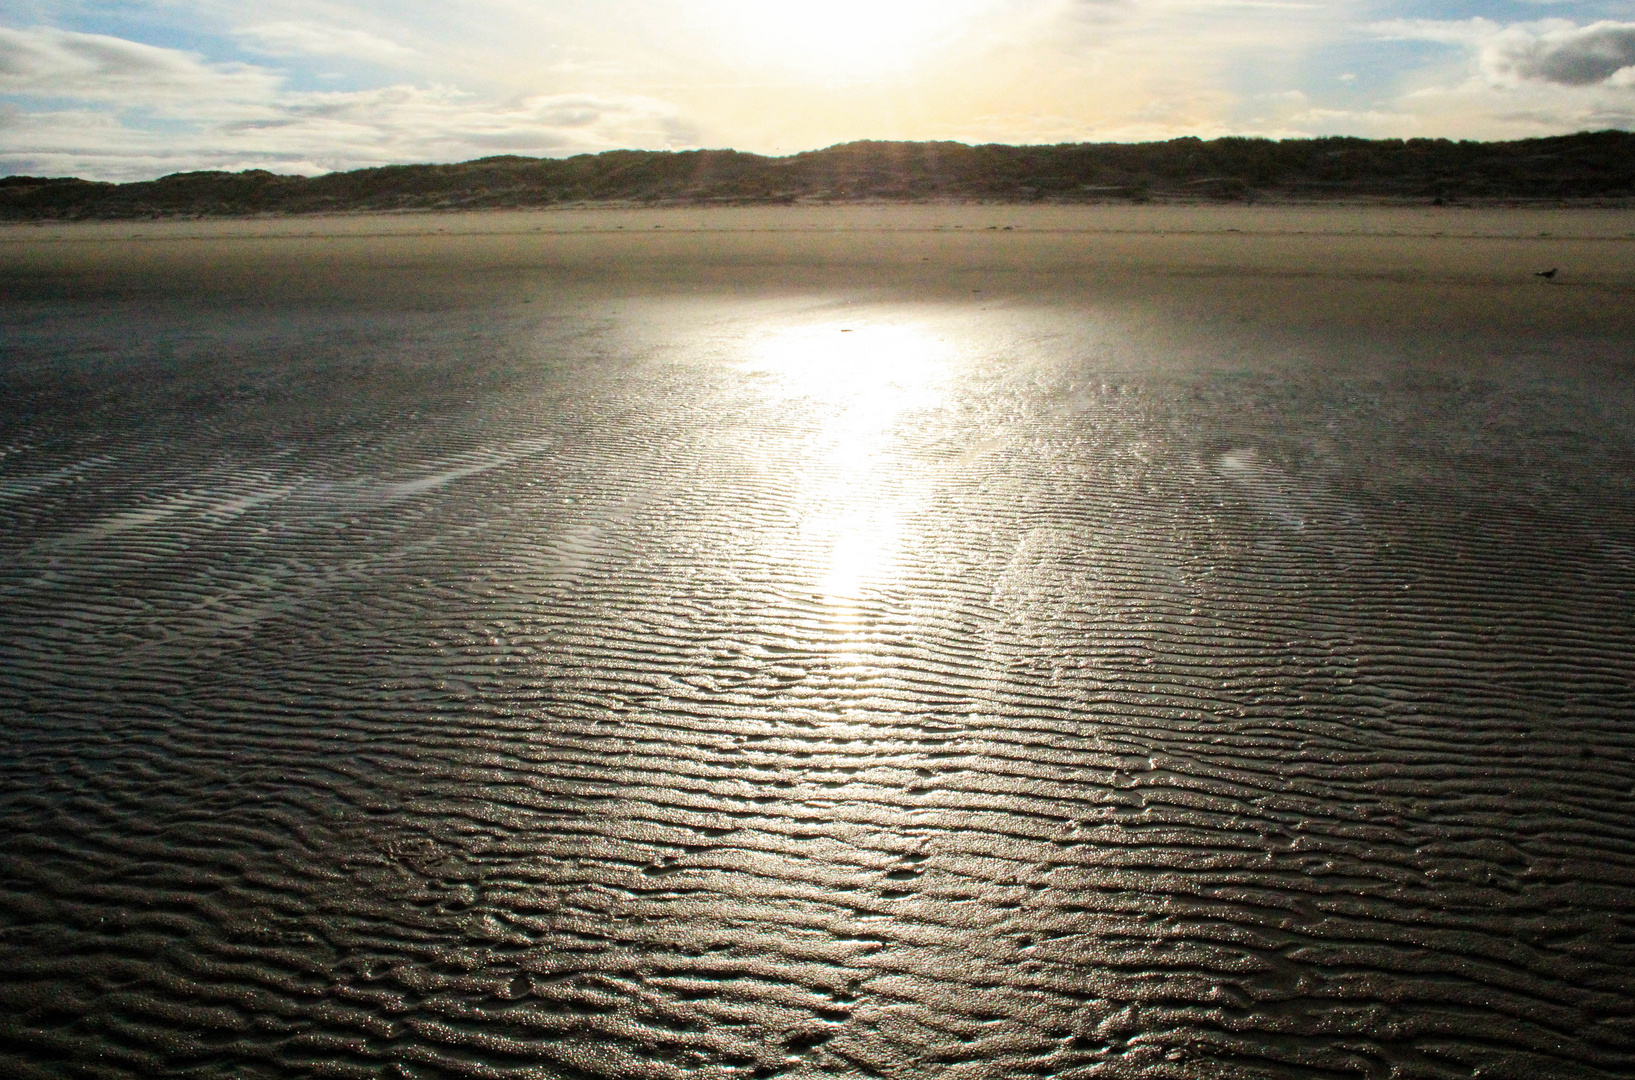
[1483,20,1635,87]
[233,21,418,65]
[1060,0,1135,25]
[0,72,703,180]
[253,86,702,161]
[1370,18,1496,46]
[0,106,336,179]
[1374,17,1635,87]
[1396,79,1635,138]
[5,2,1631,180]
[0,24,704,180]
[0,25,277,102]
[1361,17,1635,138]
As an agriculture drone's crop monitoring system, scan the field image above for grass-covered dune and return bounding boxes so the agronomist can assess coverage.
[4,130,1634,220]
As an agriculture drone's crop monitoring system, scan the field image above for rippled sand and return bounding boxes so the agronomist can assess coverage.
[2,207,1634,1079]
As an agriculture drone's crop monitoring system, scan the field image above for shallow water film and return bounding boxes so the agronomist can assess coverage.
[2,268,1634,1080]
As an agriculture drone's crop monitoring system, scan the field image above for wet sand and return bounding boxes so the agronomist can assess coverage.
[2,206,1634,1079]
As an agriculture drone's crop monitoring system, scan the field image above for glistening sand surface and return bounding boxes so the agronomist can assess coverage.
[1,207,1634,1079]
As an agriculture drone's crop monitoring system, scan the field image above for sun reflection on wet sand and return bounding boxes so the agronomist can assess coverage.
[743,322,949,612]
[742,321,947,413]
[9,252,1635,1080]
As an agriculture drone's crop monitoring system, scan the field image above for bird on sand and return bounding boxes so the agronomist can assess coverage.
[1535,268,1559,280]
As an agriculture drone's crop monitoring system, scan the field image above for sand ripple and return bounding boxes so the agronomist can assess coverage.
[1,281,1632,1079]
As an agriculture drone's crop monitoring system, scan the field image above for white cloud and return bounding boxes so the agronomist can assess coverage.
[251,86,702,162]
[1483,20,1635,87]
[233,21,418,64]
[0,26,701,180]
[1370,17,1498,46]
[1363,17,1635,138]
[0,24,278,102]
[1,89,702,180]
[3,1,1632,181]
[0,106,336,178]
[1374,17,1635,87]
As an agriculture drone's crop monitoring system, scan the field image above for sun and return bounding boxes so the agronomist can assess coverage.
[704,0,982,78]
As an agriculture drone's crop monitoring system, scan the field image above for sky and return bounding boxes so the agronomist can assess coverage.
[2,0,1635,179]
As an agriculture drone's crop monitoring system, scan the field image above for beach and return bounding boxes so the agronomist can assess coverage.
[2,205,1633,1079]
[7,204,1635,338]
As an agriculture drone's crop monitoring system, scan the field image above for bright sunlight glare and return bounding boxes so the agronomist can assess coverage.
[744,321,947,607]
[704,0,985,78]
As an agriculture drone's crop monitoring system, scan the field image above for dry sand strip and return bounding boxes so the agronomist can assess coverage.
[3,204,1634,335]
[6,203,1635,241]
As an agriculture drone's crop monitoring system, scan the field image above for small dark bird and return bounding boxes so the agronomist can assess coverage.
[1536,268,1558,280]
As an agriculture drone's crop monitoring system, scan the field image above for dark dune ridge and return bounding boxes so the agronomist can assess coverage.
[1,216,1634,1079]
[4,130,1635,221]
